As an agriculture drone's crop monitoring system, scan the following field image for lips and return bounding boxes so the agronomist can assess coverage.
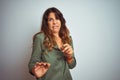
[53,25,58,29]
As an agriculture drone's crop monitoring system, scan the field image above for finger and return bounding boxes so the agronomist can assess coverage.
[44,63,50,68]
[35,62,43,67]
[36,62,44,66]
[47,63,51,67]
[60,44,68,50]
[37,62,51,68]
[62,45,71,53]
[36,62,40,65]
[62,44,69,48]
[42,63,47,68]
[61,45,68,52]
[34,62,41,69]
[46,63,51,68]
[34,66,41,71]
[64,48,71,54]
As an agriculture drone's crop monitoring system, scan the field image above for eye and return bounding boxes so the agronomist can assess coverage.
[48,18,53,21]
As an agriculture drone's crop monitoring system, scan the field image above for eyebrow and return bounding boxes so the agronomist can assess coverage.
[48,18,53,20]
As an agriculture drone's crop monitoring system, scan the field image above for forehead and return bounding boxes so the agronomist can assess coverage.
[48,12,55,18]
[47,12,60,19]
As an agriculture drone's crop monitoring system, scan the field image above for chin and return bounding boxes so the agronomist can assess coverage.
[52,30,59,33]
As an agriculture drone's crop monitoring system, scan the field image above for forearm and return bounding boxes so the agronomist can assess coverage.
[66,55,76,69]
[66,55,74,64]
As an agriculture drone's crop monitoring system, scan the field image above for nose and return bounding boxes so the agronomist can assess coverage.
[53,19,57,24]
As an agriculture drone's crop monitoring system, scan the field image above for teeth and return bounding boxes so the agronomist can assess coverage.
[53,26,58,29]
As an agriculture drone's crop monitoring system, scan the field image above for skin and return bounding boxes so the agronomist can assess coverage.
[47,12,61,34]
[32,12,74,78]
[32,62,50,78]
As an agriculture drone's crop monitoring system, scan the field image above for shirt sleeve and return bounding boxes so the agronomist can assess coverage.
[67,36,77,69]
[28,34,43,75]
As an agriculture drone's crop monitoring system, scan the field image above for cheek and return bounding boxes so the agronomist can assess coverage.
[59,23,61,28]
[48,26,52,30]
[48,24,53,30]
[48,22,52,27]
[58,21,61,26]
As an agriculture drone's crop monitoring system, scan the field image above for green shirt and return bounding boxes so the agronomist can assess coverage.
[28,32,76,80]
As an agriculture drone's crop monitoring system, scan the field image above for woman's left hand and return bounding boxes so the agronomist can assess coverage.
[60,44,73,58]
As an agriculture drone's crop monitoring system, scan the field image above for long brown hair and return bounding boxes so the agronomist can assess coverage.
[40,7,71,51]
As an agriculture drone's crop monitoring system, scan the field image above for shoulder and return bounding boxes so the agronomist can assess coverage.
[33,32,45,41]
[35,32,45,37]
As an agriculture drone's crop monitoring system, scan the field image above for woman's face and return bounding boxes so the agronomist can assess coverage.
[47,12,61,34]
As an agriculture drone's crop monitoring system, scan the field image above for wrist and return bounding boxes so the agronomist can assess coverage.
[66,54,74,63]
[66,55,73,60]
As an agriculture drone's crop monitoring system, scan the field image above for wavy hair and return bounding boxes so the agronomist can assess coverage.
[40,7,71,51]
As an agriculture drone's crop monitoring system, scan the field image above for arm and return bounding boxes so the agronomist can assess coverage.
[68,36,76,69]
[61,36,76,69]
[28,34,43,75]
[66,53,76,69]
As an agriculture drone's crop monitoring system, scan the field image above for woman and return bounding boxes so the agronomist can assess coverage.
[28,7,76,80]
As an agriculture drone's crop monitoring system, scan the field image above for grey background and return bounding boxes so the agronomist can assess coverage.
[0,0,120,80]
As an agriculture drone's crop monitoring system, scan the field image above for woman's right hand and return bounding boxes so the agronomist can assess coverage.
[32,62,50,78]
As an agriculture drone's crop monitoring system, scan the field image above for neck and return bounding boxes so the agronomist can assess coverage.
[53,32,60,38]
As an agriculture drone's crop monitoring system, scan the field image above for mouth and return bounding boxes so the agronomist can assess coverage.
[53,25,58,29]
